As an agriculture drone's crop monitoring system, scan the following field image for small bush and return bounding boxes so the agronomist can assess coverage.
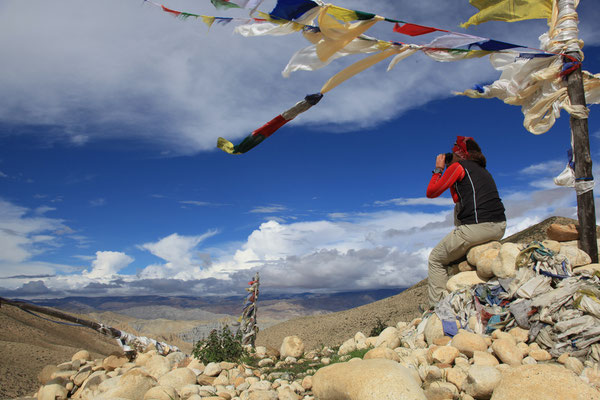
[369,317,387,337]
[192,325,247,364]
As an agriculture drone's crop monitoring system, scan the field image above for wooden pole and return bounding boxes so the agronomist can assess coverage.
[565,56,598,263]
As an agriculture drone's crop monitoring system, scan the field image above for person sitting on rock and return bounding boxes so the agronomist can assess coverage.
[425,136,507,308]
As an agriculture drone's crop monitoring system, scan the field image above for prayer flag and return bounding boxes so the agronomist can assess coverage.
[469,39,522,51]
[270,0,318,21]
[217,94,323,154]
[461,0,553,28]
[161,5,181,17]
[393,22,440,36]
[202,16,216,28]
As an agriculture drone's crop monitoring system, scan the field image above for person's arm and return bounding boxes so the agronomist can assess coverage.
[426,162,465,199]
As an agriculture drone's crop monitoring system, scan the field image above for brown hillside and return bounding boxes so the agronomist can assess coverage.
[0,303,121,399]
[256,216,584,351]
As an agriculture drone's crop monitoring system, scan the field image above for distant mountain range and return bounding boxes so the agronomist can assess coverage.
[27,288,407,318]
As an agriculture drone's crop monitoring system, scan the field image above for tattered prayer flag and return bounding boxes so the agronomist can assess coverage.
[161,5,181,17]
[270,0,318,21]
[461,0,553,28]
[210,0,241,10]
[469,39,522,51]
[217,93,323,154]
[202,16,216,28]
[393,22,440,36]
[214,17,234,26]
[327,5,375,22]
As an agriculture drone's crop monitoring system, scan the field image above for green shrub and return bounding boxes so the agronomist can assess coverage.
[369,317,387,337]
[192,325,247,364]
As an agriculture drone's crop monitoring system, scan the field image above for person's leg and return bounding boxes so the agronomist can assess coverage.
[428,221,506,306]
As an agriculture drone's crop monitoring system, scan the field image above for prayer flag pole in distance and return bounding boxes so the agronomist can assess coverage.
[559,0,598,263]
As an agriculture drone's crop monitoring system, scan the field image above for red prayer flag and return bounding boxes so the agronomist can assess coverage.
[393,22,438,36]
[251,115,288,138]
[161,5,181,17]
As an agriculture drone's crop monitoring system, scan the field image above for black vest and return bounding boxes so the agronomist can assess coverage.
[454,160,506,225]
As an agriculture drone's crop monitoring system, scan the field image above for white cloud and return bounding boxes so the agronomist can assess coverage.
[180,200,211,207]
[520,160,565,175]
[374,197,454,207]
[0,171,7,178]
[89,198,106,207]
[83,251,134,279]
[250,205,288,214]
[138,231,218,279]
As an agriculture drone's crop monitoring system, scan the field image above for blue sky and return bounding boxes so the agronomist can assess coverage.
[1,0,600,299]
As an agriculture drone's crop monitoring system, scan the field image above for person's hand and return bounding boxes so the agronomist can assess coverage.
[435,154,446,170]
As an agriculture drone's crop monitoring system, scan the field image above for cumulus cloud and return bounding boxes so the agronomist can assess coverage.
[374,197,454,207]
[83,251,135,279]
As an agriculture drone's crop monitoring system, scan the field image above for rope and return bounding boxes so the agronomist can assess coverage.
[21,308,86,327]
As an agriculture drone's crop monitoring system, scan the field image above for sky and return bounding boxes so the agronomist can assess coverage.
[1,0,600,300]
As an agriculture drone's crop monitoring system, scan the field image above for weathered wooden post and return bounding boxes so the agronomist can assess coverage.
[558,0,598,262]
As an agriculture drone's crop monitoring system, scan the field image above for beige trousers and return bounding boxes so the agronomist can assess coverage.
[428,221,507,307]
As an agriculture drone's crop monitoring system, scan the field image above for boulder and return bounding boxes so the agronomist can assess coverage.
[204,362,223,377]
[490,364,600,400]
[96,369,157,400]
[375,327,400,349]
[547,223,579,242]
[467,242,501,279]
[143,385,180,400]
[280,336,305,359]
[429,346,460,365]
[424,381,459,400]
[541,240,561,254]
[493,243,520,278]
[451,331,488,358]
[363,347,401,362]
[472,351,499,367]
[559,245,592,267]
[157,367,197,388]
[338,338,357,355]
[464,365,501,400]
[573,263,600,275]
[312,359,426,400]
[447,271,487,292]
[102,354,128,371]
[446,367,467,391]
[507,327,529,343]
[38,365,59,385]
[424,313,445,346]
[38,384,68,400]
[491,339,523,366]
[564,357,584,375]
[71,350,91,362]
[144,355,172,379]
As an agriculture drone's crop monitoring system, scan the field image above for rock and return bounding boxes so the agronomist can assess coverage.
[472,351,499,367]
[516,342,529,357]
[284,356,297,363]
[459,260,475,272]
[447,271,487,292]
[375,327,401,349]
[143,385,180,400]
[451,331,488,358]
[433,336,452,346]
[467,242,501,279]
[446,367,467,391]
[564,357,584,375]
[573,263,600,275]
[245,390,278,400]
[78,370,108,394]
[301,376,313,390]
[424,381,459,400]
[541,240,561,254]
[364,347,401,362]
[491,339,523,366]
[145,355,172,379]
[491,330,516,346]
[547,223,579,242]
[424,313,445,346]
[72,350,91,362]
[73,367,92,387]
[528,348,551,361]
[187,358,204,372]
[38,384,68,400]
[277,387,300,400]
[429,346,460,365]
[280,336,305,359]
[97,369,157,400]
[102,354,128,371]
[559,245,592,267]
[255,346,267,357]
[490,364,600,400]
[312,359,426,400]
[508,327,529,343]
[338,338,357,355]
[157,367,197,387]
[204,362,223,377]
[581,366,600,388]
[258,358,274,367]
[522,356,537,365]
[493,243,520,278]
[464,365,501,400]
[38,365,59,385]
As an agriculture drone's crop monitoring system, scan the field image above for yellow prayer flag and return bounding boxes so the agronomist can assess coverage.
[327,5,360,22]
[461,0,553,28]
[202,16,216,29]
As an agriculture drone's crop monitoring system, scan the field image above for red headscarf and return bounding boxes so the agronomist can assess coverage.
[453,136,473,159]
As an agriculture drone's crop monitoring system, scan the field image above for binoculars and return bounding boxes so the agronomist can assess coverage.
[444,152,454,165]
